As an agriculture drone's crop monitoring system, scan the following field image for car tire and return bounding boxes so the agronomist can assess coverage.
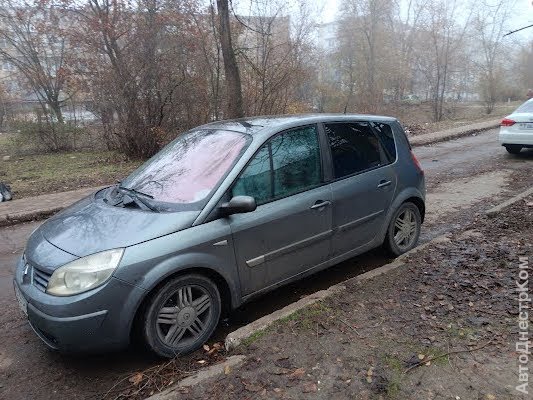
[384,202,421,257]
[141,274,221,358]
[505,145,522,155]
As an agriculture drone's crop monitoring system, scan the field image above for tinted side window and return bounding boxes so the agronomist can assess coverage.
[324,122,383,179]
[232,126,321,204]
[371,122,396,162]
[231,145,272,204]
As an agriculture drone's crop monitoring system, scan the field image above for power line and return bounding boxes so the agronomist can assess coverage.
[503,23,533,37]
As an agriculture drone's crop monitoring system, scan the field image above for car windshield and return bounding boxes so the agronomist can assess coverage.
[515,101,533,114]
[121,129,249,205]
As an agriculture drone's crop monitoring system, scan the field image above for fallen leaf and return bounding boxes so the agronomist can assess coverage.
[203,344,210,352]
[289,368,306,380]
[302,382,318,393]
[129,372,143,386]
[418,354,425,360]
[224,365,231,375]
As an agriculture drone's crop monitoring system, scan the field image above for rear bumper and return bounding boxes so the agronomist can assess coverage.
[499,131,533,146]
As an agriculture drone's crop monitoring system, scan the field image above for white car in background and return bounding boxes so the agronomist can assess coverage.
[499,98,533,154]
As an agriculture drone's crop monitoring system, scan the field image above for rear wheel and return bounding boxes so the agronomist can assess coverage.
[505,145,522,154]
[384,202,421,256]
[141,274,221,358]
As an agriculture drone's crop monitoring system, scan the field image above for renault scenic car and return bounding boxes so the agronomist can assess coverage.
[13,114,425,357]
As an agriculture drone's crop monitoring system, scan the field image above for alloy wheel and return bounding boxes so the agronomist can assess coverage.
[393,208,418,251]
[155,284,212,348]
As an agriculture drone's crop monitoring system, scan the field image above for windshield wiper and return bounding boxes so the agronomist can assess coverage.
[117,184,158,212]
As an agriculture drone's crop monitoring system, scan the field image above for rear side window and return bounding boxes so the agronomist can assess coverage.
[324,122,387,179]
[232,125,321,204]
[515,101,533,114]
[371,122,396,162]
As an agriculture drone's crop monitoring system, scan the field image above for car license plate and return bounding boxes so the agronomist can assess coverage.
[14,284,28,317]
[519,122,533,129]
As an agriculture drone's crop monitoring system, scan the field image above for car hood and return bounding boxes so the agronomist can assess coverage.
[37,192,200,258]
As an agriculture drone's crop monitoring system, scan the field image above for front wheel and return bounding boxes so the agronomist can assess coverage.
[505,145,522,155]
[383,202,421,256]
[141,274,221,358]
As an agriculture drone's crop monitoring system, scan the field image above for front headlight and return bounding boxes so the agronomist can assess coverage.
[47,249,125,296]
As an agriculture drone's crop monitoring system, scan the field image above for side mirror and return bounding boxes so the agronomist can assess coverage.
[220,195,257,216]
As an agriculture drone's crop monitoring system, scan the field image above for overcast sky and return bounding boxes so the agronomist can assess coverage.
[316,0,533,40]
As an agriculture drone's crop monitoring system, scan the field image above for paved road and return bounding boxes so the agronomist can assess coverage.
[0,129,531,399]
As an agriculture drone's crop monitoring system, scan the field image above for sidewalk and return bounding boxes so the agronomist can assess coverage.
[409,118,500,146]
[0,186,103,227]
[0,119,501,228]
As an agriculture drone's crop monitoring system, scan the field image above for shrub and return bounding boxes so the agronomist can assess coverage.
[8,121,85,154]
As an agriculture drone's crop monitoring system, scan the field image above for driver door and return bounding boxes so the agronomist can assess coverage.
[227,125,333,296]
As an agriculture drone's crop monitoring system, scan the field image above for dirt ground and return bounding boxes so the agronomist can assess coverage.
[180,195,532,400]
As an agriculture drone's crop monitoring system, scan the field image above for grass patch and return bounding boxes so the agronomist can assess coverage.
[446,324,476,341]
[383,355,404,397]
[0,150,140,198]
[241,329,269,347]
[0,134,10,155]
[240,301,330,347]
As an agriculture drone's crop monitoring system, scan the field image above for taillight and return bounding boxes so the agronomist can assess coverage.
[501,118,516,126]
[410,150,424,175]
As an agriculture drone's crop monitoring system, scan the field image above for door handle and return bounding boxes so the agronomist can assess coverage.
[377,180,392,188]
[311,200,331,210]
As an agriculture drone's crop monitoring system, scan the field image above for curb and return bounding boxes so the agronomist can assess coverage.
[225,285,346,351]
[145,355,246,400]
[410,121,500,147]
[486,185,533,217]
[224,234,450,352]
[0,209,60,228]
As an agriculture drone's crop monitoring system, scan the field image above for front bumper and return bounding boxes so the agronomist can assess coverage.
[14,256,147,353]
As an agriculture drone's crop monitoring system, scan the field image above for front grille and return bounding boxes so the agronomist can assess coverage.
[32,266,52,292]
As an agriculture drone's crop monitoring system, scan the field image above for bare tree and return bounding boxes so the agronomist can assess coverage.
[0,1,74,124]
[236,0,314,115]
[473,0,516,114]
[337,0,394,112]
[415,0,472,121]
[70,0,212,158]
[389,0,427,101]
[216,0,244,118]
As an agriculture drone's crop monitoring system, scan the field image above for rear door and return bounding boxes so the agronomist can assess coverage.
[322,121,397,257]
[228,125,333,296]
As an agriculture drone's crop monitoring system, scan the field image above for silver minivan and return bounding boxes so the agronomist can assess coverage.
[14,114,425,357]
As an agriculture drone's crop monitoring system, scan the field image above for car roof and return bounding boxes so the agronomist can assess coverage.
[198,113,398,139]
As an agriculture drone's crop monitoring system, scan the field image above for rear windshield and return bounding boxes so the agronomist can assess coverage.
[121,129,249,205]
[515,101,533,114]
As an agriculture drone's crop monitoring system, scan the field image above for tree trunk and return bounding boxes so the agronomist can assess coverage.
[216,0,244,119]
